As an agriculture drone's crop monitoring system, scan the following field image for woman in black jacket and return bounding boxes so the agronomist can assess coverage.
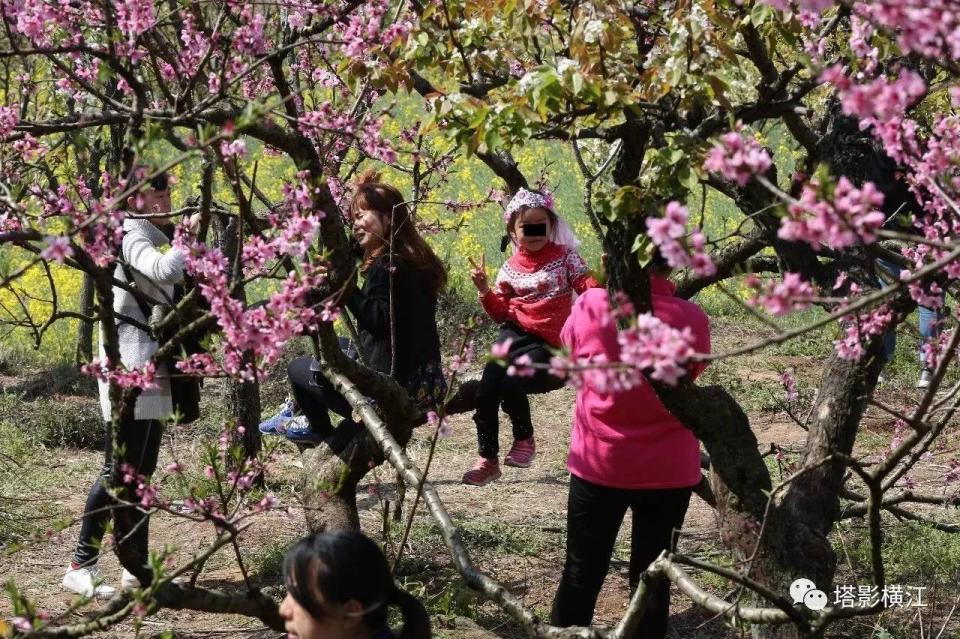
[260,172,447,444]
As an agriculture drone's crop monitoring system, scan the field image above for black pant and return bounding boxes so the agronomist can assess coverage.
[473,324,564,459]
[551,475,692,639]
[73,419,163,567]
[288,355,354,437]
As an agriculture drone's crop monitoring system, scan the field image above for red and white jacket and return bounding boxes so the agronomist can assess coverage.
[480,242,599,347]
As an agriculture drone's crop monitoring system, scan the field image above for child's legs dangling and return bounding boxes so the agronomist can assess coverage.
[501,392,533,442]
[500,338,565,442]
[474,358,508,459]
[473,324,529,459]
[466,354,511,486]
[472,324,565,459]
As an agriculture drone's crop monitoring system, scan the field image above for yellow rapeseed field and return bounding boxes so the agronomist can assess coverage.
[4,107,807,365]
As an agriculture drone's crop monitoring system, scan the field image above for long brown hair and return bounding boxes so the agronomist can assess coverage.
[349,170,447,296]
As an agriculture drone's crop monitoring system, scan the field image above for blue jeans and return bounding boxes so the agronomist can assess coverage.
[877,260,942,366]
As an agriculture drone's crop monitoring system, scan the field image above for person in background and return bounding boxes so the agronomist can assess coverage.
[259,171,446,444]
[550,253,710,639]
[462,188,599,486]
[63,170,184,598]
[826,116,943,388]
[864,149,943,388]
[280,530,431,639]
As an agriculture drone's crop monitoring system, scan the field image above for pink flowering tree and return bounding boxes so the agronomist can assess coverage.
[400,1,960,637]
[2,0,960,637]
[0,0,474,634]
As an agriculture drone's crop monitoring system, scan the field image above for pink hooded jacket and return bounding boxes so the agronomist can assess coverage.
[560,278,710,489]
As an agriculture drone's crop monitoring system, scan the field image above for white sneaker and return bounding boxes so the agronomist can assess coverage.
[121,568,188,589]
[120,568,139,590]
[62,565,116,599]
[917,368,933,389]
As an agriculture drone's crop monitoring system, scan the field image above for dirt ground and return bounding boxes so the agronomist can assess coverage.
[2,385,744,639]
[1,316,958,638]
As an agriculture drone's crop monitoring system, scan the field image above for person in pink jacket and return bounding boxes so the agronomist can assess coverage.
[550,257,710,639]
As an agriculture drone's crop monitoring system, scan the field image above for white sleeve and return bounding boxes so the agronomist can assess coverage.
[122,229,185,285]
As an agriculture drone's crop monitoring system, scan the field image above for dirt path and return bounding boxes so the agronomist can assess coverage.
[2,380,809,639]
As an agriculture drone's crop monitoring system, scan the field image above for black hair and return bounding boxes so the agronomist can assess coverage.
[500,192,558,252]
[861,147,921,219]
[148,170,170,191]
[649,246,670,273]
[283,531,431,639]
[824,112,921,220]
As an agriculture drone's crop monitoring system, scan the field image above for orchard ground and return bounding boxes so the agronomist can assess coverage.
[2,301,959,639]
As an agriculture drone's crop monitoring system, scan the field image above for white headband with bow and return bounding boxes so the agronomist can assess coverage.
[502,188,555,223]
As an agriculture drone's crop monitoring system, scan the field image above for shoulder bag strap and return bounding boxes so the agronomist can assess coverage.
[119,263,154,326]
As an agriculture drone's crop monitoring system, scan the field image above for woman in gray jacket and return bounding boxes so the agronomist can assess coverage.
[63,172,186,598]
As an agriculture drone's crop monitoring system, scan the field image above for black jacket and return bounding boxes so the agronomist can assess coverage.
[863,148,922,230]
[345,255,442,384]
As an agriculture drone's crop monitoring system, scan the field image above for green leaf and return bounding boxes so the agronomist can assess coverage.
[571,72,584,95]
[467,105,490,129]
[750,1,774,27]
[483,128,502,155]
[608,185,645,221]
[632,234,655,265]
[678,165,699,192]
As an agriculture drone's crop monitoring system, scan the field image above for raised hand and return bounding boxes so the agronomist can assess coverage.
[468,254,489,294]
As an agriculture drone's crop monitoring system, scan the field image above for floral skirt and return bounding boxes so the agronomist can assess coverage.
[405,360,448,412]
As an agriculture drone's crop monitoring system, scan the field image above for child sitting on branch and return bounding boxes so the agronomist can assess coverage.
[463,188,599,486]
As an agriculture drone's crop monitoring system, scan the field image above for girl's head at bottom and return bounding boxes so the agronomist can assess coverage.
[280,530,431,639]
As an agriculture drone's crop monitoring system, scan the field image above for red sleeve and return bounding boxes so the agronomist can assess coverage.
[560,301,578,352]
[688,311,711,381]
[565,249,600,294]
[480,289,510,323]
[573,273,601,293]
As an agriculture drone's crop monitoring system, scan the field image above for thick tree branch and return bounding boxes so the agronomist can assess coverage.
[651,556,794,626]
[325,364,617,638]
[674,232,776,299]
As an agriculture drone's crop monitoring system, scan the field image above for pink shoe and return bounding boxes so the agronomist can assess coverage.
[504,438,536,468]
[462,458,502,486]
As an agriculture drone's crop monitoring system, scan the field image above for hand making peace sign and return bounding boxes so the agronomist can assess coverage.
[468,254,490,295]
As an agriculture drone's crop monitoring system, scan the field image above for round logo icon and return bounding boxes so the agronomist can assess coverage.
[789,578,817,605]
[803,589,829,611]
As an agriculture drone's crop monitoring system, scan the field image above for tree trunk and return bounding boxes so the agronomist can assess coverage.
[74,272,96,365]
[214,213,263,461]
[299,324,425,532]
[746,337,885,639]
[301,423,365,532]
[228,370,262,461]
